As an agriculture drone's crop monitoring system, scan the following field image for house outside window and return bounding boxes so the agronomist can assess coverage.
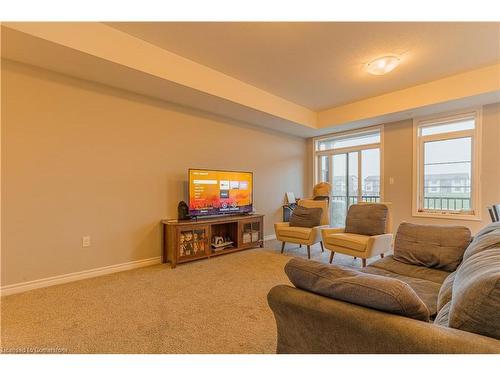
[427,180,440,193]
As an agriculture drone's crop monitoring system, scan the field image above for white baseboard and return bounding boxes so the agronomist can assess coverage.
[264,234,276,241]
[0,256,162,297]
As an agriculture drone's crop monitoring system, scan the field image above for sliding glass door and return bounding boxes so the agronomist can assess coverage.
[315,129,382,227]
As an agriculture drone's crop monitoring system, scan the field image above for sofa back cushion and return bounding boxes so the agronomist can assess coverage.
[345,203,388,236]
[393,222,471,272]
[448,248,500,339]
[289,205,323,228]
[437,271,456,312]
[297,199,330,226]
[434,301,451,327]
[285,257,430,321]
[463,225,500,261]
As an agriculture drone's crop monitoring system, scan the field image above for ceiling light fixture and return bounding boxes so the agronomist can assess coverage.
[366,55,400,75]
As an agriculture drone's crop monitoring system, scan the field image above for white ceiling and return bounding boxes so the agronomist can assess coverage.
[107,22,500,110]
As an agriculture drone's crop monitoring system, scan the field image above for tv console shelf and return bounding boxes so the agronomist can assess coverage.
[162,214,264,268]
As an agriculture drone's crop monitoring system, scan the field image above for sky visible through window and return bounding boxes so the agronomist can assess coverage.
[424,137,471,174]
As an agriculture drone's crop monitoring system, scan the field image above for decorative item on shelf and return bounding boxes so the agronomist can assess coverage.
[242,231,252,244]
[193,229,206,253]
[180,230,194,256]
[212,236,225,246]
[179,229,207,257]
[177,201,191,220]
[211,235,234,251]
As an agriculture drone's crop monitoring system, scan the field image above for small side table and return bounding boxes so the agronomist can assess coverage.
[282,204,296,222]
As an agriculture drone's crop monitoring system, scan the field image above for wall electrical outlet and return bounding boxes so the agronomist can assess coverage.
[82,236,91,248]
[389,177,395,185]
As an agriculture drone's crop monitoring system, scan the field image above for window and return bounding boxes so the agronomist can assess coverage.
[314,127,382,227]
[317,130,380,151]
[413,110,481,219]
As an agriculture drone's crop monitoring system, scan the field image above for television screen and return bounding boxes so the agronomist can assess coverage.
[188,169,253,217]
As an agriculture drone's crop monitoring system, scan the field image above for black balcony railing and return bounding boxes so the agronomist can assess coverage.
[331,195,381,206]
[423,197,471,211]
[330,195,471,210]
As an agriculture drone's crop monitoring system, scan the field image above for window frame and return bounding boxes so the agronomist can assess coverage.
[312,125,384,200]
[412,109,482,221]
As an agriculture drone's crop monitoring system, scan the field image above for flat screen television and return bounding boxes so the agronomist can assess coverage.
[188,169,253,217]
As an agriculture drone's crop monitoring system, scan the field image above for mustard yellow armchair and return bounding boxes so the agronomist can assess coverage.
[321,202,393,267]
[274,199,330,259]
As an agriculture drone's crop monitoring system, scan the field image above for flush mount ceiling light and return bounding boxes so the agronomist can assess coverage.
[366,55,401,75]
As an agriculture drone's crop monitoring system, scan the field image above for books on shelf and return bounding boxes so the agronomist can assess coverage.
[211,241,234,251]
[242,230,259,244]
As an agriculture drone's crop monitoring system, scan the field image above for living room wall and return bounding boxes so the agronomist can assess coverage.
[1,60,308,286]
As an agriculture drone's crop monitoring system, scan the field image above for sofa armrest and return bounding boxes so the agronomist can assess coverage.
[366,233,393,255]
[309,225,330,242]
[321,227,345,237]
[267,285,500,354]
[274,222,290,228]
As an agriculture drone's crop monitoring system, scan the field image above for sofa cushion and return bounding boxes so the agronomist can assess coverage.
[345,203,388,236]
[278,226,312,240]
[393,222,471,272]
[437,271,456,312]
[463,228,500,261]
[362,266,441,316]
[323,233,369,252]
[285,257,430,321]
[434,301,451,327]
[369,255,450,284]
[289,205,322,228]
[449,248,500,340]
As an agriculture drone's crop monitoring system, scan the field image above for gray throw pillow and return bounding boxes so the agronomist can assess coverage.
[393,222,471,272]
[285,257,430,321]
[289,205,322,228]
[449,248,500,340]
[345,204,388,236]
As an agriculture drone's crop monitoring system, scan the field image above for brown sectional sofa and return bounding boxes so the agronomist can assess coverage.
[267,222,500,353]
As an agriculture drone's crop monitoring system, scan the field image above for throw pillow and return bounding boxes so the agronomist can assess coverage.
[345,203,388,236]
[393,222,471,272]
[448,248,500,340]
[285,257,430,321]
[289,205,322,228]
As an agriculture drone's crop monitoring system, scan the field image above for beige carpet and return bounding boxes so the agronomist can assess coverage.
[1,241,363,354]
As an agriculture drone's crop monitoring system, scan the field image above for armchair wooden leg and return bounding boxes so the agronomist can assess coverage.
[329,251,335,264]
[354,256,357,259]
[380,253,384,258]
[281,242,286,254]
[362,259,367,267]
[307,245,311,259]
[320,241,324,252]
[299,244,302,248]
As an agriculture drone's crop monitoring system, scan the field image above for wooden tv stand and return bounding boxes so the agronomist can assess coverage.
[162,214,264,268]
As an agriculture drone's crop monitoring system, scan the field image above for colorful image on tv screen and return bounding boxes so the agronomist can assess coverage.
[189,169,253,216]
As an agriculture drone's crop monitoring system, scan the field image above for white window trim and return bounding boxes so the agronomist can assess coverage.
[412,108,482,221]
[312,125,384,200]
